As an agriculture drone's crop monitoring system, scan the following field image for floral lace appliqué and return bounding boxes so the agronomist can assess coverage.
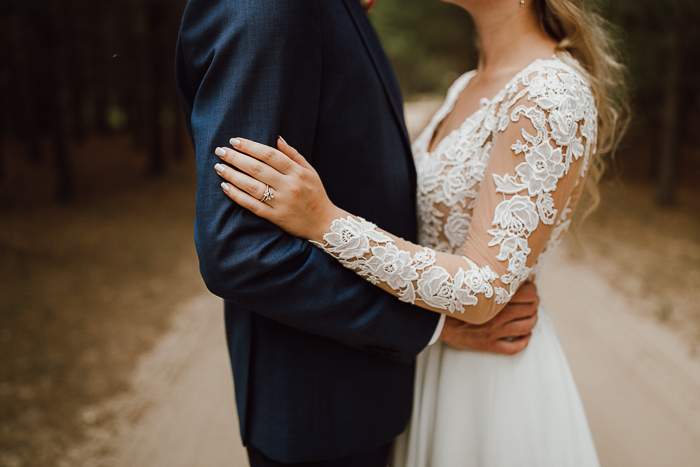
[313,217,499,314]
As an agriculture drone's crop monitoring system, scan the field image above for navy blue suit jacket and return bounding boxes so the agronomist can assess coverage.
[175,0,439,462]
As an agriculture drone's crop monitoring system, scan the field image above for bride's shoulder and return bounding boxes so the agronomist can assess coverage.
[521,54,594,96]
[507,54,596,116]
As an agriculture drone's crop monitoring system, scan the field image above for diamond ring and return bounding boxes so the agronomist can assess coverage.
[261,185,275,202]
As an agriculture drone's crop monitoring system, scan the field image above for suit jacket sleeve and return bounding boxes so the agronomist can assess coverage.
[175,0,439,363]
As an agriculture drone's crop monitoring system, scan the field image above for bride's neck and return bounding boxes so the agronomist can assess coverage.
[470,2,556,77]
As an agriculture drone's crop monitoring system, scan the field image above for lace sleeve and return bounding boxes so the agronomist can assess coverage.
[312,65,598,324]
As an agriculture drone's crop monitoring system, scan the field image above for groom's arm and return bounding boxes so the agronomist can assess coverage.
[439,282,540,354]
[176,0,439,363]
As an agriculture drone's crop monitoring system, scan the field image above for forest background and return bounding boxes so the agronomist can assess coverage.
[1,0,699,206]
[1,0,699,465]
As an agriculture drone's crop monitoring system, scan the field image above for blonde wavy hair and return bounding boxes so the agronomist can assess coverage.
[536,0,630,217]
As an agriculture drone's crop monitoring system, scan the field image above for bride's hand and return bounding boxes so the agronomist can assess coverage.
[214,136,344,241]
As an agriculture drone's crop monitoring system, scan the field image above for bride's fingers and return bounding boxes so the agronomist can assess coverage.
[229,137,295,175]
[215,162,271,202]
[277,136,313,170]
[215,146,283,187]
[221,181,274,219]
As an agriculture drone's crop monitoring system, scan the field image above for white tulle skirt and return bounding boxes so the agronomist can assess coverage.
[390,305,600,467]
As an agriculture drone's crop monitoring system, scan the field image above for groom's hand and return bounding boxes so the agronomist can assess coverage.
[438,282,539,355]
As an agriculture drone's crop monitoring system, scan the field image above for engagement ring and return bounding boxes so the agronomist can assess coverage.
[261,185,275,202]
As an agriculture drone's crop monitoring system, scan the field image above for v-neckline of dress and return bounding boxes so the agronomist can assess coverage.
[426,56,557,155]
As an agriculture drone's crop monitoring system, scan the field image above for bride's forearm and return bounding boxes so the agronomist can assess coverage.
[310,214,508,325]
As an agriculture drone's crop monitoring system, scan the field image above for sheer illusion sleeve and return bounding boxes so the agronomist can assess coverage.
[312,65,598,324]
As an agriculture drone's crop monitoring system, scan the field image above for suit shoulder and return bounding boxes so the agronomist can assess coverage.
[182,0,322,29]
[179,0,324,59]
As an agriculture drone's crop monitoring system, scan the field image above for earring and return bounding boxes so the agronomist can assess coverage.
[520,0,524,6]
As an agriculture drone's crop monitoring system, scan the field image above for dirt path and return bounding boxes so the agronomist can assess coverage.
[540,247,700,467]
[58,294,247,467]
[57,245,700,467]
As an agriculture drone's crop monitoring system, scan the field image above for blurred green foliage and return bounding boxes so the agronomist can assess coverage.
[371,0,477,97]
[372,0,700,102]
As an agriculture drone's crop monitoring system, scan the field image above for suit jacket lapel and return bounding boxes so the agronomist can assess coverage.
[341,0,412,153]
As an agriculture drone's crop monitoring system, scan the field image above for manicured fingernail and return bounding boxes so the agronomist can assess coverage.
[221,182,230,192]
[214,163,226,173]
[215,147,226,157]
[278,135,287,145]
[230,138,241,148]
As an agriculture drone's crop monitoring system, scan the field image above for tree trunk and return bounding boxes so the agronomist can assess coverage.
[48,0,73,203]
[70,52,87,142]
[656,25,681,206]
[85,1,109,135]
[52,121,73,203]
[67,0,86,142]
[146,1,166,177]
[0,130,4,184]
[22,72,44,163]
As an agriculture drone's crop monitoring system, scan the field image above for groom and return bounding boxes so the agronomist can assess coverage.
[176,0,539,465]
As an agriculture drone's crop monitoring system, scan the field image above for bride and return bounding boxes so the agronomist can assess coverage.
[212,0,626,464]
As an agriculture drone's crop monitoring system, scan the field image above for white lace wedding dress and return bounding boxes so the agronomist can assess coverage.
[312,55,600,466]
